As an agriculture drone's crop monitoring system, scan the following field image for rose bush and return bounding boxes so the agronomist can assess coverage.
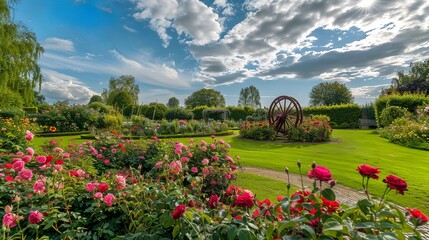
[0,131,427,239]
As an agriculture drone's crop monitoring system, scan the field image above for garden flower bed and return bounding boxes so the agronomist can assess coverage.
[0,130,427,239]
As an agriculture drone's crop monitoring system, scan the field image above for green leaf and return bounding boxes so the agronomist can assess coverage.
[278,220,297,233]
[378,221,401,230]
[377,210,396,219]
[379,232,399,240]
[321,188,336,201]
[173,224,180,238]
[300,225,317,239]
[237,228,252,240]
[227,226,238,240]
[323,219,343,232]
[355,222,375,229]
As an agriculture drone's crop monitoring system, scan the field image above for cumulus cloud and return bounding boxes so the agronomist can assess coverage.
[39,49,191,89]
[131,0,221,47]
[43,38,75,52]
[182,0,429,87]
[41,70,97,104]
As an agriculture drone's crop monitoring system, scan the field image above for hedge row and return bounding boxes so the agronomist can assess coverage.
[81,130,234,140]
[303,104,361,128]
[374,94,429,127]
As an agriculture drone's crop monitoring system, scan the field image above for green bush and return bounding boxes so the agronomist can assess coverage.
[288,116,332,142]
[379,106,409,127]
[103,114,123,130]
[0,88,23,109]
[192,106,208,120]
[22,107,38,114]
[374,94,429,127]
[0,108,25,119]
[88,102,112,114]
[239,121,276,140]
[142,103,168,120]
[338,123,350,129]
[227,106,255,121]
[379,117,429,150]
[303,104,360,127]
[165,108,194,120]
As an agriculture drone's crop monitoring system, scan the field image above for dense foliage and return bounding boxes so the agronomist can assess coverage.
[101,75,139,106]
[166,97,180,108]
[382,59,429,95]
[303,104,361,128]
[239,121,276,140]
[379,105,429,150]
[379,106,409,127]
[374,94,429,127]
[0,0,44,106]
[185,89,225,109]
[309,82,354,106]
[289,116,332,142]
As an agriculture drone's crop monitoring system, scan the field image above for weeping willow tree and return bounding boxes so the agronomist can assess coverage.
[0,0,44,106]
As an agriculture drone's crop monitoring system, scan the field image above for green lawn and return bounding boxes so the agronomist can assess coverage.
[33,130,429,213]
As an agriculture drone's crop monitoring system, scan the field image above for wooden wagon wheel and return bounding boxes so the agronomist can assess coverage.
[268,96,303,134]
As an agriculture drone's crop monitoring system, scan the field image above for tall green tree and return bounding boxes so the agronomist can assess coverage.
[185,88,225,109]
[167,97,180,108]
[101,75,140,105]
[89,95,103,104]
[238,85,261,108]
[111,90,133,109]
[34,90,46,105]
[309,82,354,106]
[383,59,429,95]
[0,0,44,106]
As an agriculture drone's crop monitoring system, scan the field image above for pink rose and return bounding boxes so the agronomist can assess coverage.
[169,161,182,175]
[115,175,126,190]
[26,147,34,156]
[33,180,46,194]
[104,159,110,165]
[86,182,96,192]
[180,156,189,163]
[19,169,33,180]
[16,151,23,156]
[25,130,34,141]
[93,192,103,199]
[202,158,209,165]
[12,160,25,171]
[155,161,163,169]
[191,167,198,173]
[308,166,333,182]
[35,156,47,164]
[210,143,216,150]
[28,211,43,224]
[103,193,115,206]
[21,155,32,163]
[234,191,255,208]
[2,213,17,228]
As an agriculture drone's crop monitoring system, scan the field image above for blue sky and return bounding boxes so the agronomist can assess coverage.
[13,0,429,107]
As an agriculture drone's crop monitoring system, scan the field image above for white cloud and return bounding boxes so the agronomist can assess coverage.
[43,38,75,52]
[98,6,112,13]
[131,0,221,47]
[123,25,137,33]
[350,84,390,99]
[185,0,429,87]
[39,49,191,89]
[41,70,97,104]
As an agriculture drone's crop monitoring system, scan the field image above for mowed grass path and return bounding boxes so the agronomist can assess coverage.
[34,130,429,213]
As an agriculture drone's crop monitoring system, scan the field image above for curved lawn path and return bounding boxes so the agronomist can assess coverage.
[223,130,429,214]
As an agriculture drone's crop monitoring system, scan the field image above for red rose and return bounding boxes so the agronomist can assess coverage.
[208,194,219,209]
[407,208,428,226]
[307,166,333,182]
[98,183,109,193]
[234,191,254,208]
[171,204,186,220]
[321,197,340,213]
[226,185,243,196]
[357,164,380,179]
[383,175,408,195]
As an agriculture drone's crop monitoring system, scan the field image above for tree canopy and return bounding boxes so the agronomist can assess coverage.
[167,97,180,108]
[185,88,225,109]
[89,95,103,104]
[102,75,140,106]
[309,82,354,106]
[382,59,429,95]
[0,0,44,106]
[238,85,261,108]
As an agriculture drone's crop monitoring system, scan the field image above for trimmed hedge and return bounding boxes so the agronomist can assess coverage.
[192,106,208,120]
[36,131,91,137]
[23,107,38,114]
[374,94,429,127]
[303,104,361,128]
[227,106,255,121]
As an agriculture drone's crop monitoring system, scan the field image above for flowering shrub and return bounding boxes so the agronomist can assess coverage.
[379,105,429,150]
[239,120,276,140]
[0,132,427,239]
[0,118,37,153]
[128,119,229,137]
[289,116,332,142]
